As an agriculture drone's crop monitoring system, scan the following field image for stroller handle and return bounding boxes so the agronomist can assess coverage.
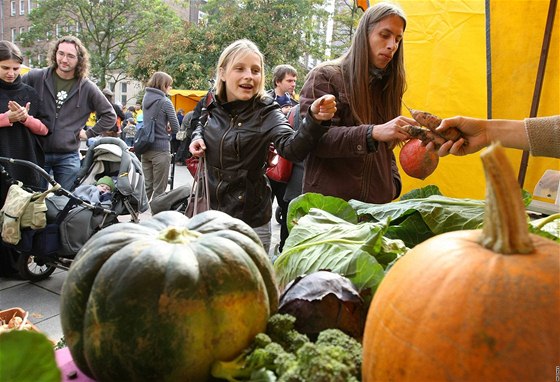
[0,156,114,215]
[0,156,57,187]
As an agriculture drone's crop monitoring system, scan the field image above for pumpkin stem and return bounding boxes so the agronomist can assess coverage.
[479,143,534,254]
[159,226,201,243]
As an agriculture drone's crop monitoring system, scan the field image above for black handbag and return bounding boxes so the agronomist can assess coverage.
[133,100,164,155]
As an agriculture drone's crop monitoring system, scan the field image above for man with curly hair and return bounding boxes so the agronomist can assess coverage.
[23,35,116,190]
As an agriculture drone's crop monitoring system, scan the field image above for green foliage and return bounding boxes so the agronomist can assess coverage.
[20,0,181,89]
[276,198,407,303]
[211,314,362,382]
[0,331,61,382]
[133,0,330,89]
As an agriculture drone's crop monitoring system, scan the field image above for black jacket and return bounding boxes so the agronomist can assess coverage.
[191,94,328,227]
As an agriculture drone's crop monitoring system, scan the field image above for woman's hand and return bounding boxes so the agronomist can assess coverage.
[310,95,337,121]
[189,138,206,157]
[7,101,30,123]
[372,115,418,143]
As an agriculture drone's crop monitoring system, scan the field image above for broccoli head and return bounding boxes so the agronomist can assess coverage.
[276,341,360,382]
[266,314,310,353]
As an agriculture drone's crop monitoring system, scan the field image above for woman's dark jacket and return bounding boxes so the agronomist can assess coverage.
[299,65,402,203]
[191,94,329,227]
[0,76,52,205]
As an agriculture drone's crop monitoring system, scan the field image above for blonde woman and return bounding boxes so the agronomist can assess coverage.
[189,39,336,254]
[141,71,180,200]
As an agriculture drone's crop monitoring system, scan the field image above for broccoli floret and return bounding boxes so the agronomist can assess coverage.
[315,328,363,373]
[211,336,292,381]
[212,316,362,382]
[266,314,309,353]
[277,341,360,382]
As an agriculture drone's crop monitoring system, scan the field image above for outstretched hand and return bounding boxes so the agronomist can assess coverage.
[310,95,337,121]
[430,116,489,156]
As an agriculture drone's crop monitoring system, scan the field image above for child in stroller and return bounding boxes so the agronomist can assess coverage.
[72,175,115,204]
[0,137,148,281]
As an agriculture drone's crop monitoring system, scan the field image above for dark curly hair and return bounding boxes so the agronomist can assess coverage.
[48,35,90,79]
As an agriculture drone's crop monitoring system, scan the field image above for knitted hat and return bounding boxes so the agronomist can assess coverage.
[96,176,115,192]
[275,93,292,107]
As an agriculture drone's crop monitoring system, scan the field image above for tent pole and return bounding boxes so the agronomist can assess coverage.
[485,0,492,119]
[518,0,557,187]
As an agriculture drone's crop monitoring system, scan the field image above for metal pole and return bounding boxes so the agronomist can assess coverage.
[517,0,557,187]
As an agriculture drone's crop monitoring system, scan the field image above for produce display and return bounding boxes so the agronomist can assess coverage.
[399,138,439,179]
[59,210,278,381]
[6,137,556,382]
[278,270,366,340]
[211,313,363,382]
[362,144,560,381]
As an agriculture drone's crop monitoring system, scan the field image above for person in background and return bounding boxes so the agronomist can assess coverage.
[429,115,560,159]
[170,108,185,157]
[122,117,137,147]
[299,2,417,204]
[141,71,180,200]
[265,65,299,253]
[189,39,336,254]
[175,110,193,166]
[0,40,52,276]
[23,35,116,190]
[101,88,126,138]
[266,64,298,111]
[134,102,143,120]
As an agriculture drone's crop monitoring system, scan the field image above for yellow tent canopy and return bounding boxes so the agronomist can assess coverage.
[169,89,207,114]
[377,0,560,208]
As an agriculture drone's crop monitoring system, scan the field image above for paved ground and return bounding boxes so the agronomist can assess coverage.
[0,161,280,342]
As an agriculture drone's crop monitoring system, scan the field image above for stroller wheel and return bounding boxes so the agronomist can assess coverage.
[275,205,282,224]
[17,253,57,282]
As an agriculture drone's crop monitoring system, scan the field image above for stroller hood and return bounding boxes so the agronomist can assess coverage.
[76,137,149,213]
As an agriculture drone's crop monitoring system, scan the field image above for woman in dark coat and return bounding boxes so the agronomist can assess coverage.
[0,40,52,275]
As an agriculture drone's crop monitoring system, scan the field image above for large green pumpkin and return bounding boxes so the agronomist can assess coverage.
[60,210,279,381]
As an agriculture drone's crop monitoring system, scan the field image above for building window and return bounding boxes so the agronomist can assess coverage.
[121,82,128,93]
[28,0,32,12]
[121,95,127,106]
[20,0,25,15]
[11,1,16,16]
[11,28,17,42]
[19,27,25,37]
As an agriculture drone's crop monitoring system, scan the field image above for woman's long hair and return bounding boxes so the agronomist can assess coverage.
[214,39,266,102]
[313,2,407,125]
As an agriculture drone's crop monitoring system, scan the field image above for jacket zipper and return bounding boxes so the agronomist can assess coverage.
[216,116,236,207]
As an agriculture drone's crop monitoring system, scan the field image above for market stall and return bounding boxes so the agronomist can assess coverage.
[393,0,558,209]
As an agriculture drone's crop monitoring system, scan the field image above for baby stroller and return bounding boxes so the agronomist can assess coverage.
[0,138,148,281]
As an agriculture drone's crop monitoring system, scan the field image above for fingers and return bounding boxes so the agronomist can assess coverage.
[437,140,453,157]
[311,95,337,120]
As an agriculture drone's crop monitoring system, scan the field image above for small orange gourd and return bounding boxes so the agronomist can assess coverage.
[362,143,560,382]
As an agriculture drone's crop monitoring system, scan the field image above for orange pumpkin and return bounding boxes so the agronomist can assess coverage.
[362,144,560,382]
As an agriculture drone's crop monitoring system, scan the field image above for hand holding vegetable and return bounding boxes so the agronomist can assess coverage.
[371,115,417,143]
[189,138,206,158]
[309,94,336,121]
[431,116,528,156]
